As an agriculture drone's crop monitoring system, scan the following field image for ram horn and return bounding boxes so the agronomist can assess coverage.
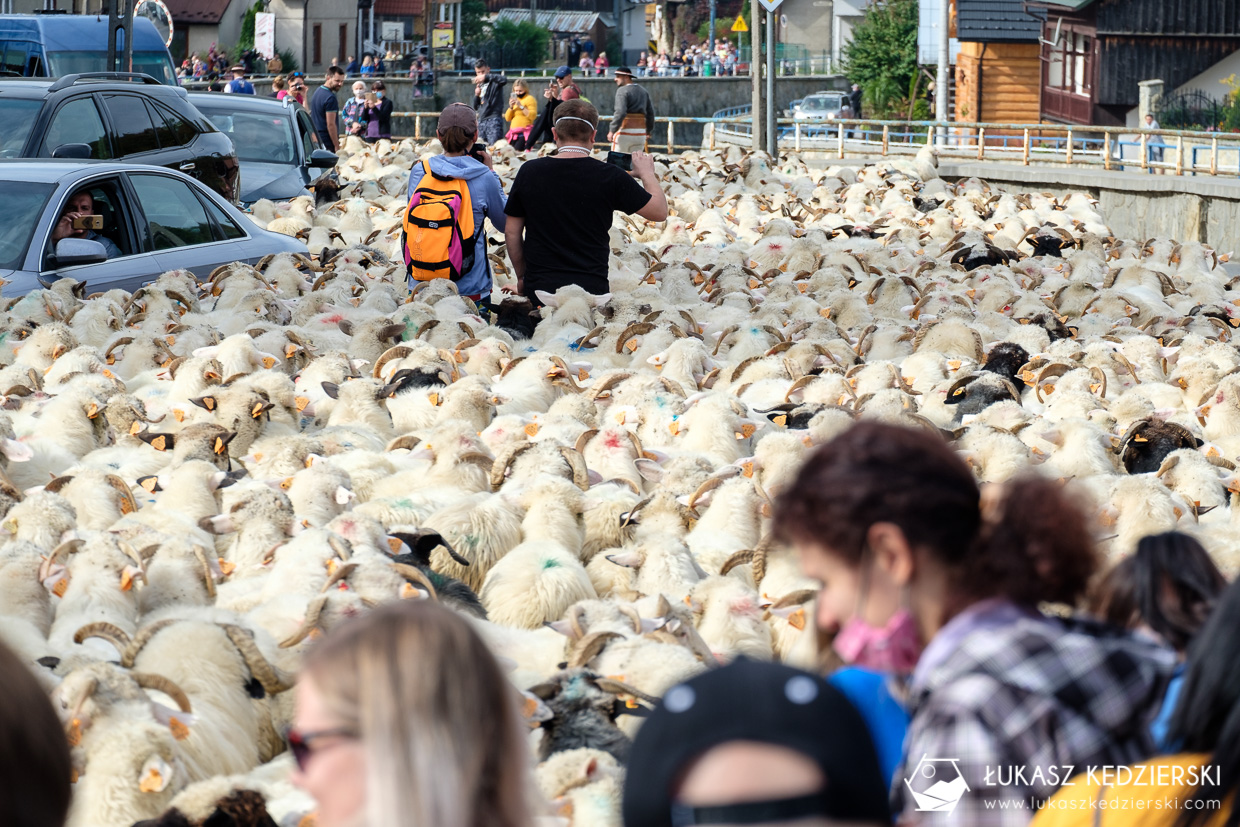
[565,604,588,640]
[73,621,132,651]
[626,429,646,459]
[594,677,660,706]
[559,447,590,490]
[719,548,755,577]
[120,619,181,668]
[573,326,605,350]
[372,345,414,379]
[278,595,329,649]
[320,561,359,592]
[132,672,193,714]
[688,475,730,512]
[614,322,656,355]
[1088,366,1108,398]
[43,475,75,494]
[769,589,818,609]
[40,537,84,581]
[391,563,439,601]
[189,545,218,599]
[219,624,295,694]
[616,604,644,635]
[574,429,600,455]
[327,535,353,561]
[547,355,585,392]
[104,337,135,361]
[621,497,652,527]
[568,631,624,668]
[587,372,633,400]
[498,355,527,379]
[711,324,739,356]
[490,443,534,490]
[105,475,138,515]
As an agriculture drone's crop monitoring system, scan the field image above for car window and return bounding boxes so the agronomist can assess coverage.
[0,181,53,270]
[42,178,133,265]
[151,102,198,148]
[1,42,28,75]
[193,105,296,164]
[42,96,113,159]
[296,109,318,156]
[129,173,214,250]
[0,99,44,157]
[103,94,160,156]
[198,193,247,241]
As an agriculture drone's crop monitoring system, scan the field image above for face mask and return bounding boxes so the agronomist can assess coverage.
[376,92,384,98]
[833,609,922,674]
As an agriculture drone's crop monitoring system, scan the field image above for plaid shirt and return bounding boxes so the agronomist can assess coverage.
[893,609,1176,827]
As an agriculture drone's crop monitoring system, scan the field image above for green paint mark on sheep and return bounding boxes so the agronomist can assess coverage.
[541,557,560,570]
[393,498,413,509]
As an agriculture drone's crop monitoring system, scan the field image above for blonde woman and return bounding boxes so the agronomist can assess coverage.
[504,78,539,150]
[290,601,534,827]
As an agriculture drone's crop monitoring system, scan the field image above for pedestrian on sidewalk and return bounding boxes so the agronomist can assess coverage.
[471,60,508,146]
[608,67,655,153]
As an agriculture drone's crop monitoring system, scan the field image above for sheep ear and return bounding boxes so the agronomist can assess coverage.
[592,293,612,307]
[534,290,558,308]
[635,458,663,482]
[191,396,217,412]
[337,320,355,336]
[377,381,401,399]
[321,382,340,400]
[606,552,642,568]
[138,432,175,452]
[546,619,575,636]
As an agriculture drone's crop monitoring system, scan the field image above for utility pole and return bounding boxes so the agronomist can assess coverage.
[935,0,948,143]
[750,0,761,151]
[708,0,716,55]
[106,0,134,73]
[765,7,775,155]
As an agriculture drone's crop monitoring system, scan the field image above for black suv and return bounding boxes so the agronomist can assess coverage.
[0,72,239,203]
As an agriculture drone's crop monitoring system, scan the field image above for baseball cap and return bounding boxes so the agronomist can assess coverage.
[554,65,572,78]
[615,66,634,77]
[438,102,479,132]
[622,659,891,827]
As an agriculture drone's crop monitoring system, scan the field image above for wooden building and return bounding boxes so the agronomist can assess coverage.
[1030,0,1240,126]
[953,0,1043,135]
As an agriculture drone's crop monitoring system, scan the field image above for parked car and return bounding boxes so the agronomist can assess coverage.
[792,92,847,122]
[0,160,303,296]
[188,93,338,205]
[0,72,239,202]
[0,15,176,84]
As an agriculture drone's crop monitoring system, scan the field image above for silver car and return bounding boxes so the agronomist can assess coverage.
[0,160,304,296]
[793,92,847,122]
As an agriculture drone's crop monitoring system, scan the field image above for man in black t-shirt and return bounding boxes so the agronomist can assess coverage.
[503,99,668,305]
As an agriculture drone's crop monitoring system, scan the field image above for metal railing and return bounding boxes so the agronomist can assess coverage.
[386,112,1240,177]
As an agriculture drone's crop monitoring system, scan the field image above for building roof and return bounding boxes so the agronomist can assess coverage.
[163,0,233,25]
[374,0,425,16]
[493,9,615,33]
[956,0,1044,41]
[1031,0,1095,10]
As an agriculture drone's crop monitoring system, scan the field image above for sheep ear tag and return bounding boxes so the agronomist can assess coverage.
[261,356,278,369]
[214,437,227,455]
[139,433,173,452]
[137,476,161,493]
[191,396,217,412]
[149,703,196,740]
[524,422,540,437]
[137,757,171,794]
[87,403,99,419]
[295,397,310,412]
[129,421,142,436]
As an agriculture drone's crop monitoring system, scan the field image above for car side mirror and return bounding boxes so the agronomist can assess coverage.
[51,143,93,160]
[309,148,338,168]
[55,238,108,267]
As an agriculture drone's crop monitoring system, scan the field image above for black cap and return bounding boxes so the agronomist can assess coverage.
[615,66,634,77]
[622,659,891,827]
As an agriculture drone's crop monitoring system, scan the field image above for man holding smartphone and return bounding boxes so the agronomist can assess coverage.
[502,99,667,306]
[608,67,655,153]
[50,191,121,259]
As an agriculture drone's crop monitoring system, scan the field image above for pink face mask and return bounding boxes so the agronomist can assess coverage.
[833,608,923,674]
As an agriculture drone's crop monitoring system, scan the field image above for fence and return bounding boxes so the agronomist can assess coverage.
[387,110,1240,177]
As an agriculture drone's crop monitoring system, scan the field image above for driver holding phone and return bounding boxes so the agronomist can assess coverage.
[50,191,122,260]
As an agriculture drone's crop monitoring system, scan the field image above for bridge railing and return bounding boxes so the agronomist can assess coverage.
[389,111,1240,177]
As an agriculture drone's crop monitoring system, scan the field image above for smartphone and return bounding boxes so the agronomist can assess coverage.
[72,215,103,231]
[605,151,632,171]
[467,143,486,160]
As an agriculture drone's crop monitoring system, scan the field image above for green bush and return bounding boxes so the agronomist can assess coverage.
[843,0,921,119]
[275,47,299,73]
[238,1,261,52]
[491,18,551,66]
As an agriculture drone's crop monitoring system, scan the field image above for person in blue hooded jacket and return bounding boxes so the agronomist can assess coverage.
[406,103,507,302]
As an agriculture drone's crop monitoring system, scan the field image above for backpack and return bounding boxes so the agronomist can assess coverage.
[401,159,477,282]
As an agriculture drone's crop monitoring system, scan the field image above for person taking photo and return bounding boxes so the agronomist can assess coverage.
[502,99,667,305]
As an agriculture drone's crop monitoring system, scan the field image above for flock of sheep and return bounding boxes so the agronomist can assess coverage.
[0,132,1236,827]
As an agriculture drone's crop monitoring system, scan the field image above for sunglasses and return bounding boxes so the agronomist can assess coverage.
[286,726,358,771]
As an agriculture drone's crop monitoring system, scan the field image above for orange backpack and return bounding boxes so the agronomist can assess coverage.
[401,160,477,281]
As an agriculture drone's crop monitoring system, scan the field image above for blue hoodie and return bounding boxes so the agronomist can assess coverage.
[407,155,507,298]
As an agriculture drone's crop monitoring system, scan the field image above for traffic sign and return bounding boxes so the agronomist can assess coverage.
[731,14,748,31]
[757,0,784,12]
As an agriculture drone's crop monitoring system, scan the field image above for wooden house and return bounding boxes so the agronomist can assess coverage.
[1030,0,1240,126]
[953,0,1043,127]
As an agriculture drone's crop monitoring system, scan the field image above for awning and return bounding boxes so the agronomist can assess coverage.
[493,9,616,34]
[163,0,233,25]
[1027,0,1096,11]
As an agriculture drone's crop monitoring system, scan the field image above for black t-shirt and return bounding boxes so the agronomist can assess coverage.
[505,156,652,297]
[309,85,339,146]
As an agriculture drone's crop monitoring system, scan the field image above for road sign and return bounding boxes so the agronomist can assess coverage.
[731,14,748,31]
[757,0,783,13]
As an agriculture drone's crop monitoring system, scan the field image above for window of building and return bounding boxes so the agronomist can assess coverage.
[313,24,322,65]
[1044,25,1093,97]
[339,24,348,63]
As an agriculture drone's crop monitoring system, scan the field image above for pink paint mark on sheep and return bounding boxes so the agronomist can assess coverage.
[603,433,623,450]
[320,314,347,325]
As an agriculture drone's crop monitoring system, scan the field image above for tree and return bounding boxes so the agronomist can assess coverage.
[460,0,487,44]
[842,0,920,119]
[491,18,551,66]
[237,0,261,52]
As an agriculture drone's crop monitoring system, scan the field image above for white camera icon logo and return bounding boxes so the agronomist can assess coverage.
[904,756,970,814]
